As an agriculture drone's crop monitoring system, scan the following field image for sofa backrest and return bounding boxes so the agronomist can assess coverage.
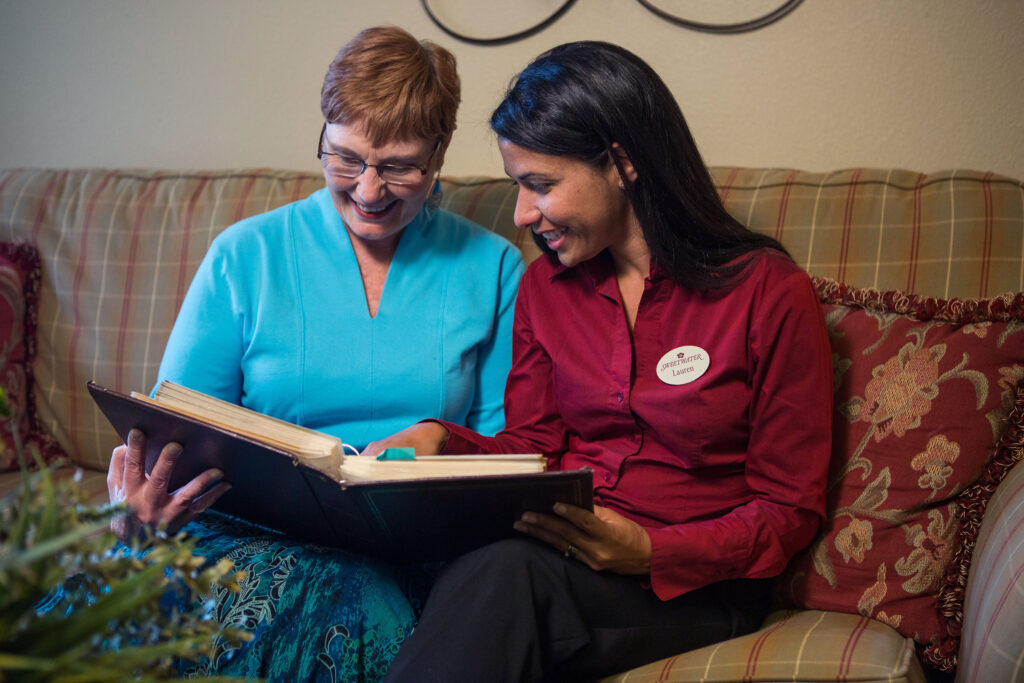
[0,167,1021,470]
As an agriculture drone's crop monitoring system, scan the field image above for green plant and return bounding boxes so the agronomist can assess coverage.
[0,387,251,682]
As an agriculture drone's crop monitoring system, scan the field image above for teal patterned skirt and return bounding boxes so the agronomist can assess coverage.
[179,511,438,682]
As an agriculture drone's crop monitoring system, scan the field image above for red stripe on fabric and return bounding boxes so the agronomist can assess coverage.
[972,478,1024,667]
[288,175,307,204]
[67,171,118,439]
[837,170,862,284]
[502,184,530,250]
[113,178,161,389]
[907,174,926,292]
[655,654,680,682]
[974,560,1024,683]
[464,181,499,224]
[231,174,260,223]
[774,170,799,241]
[743,611,794,681]
[717,167,741,204]
[28,170,69,244]
[461,181,523,247]
[175,177,212,310]
[0,169,20,197]
[980,172,994,297]
[836,616,869,681]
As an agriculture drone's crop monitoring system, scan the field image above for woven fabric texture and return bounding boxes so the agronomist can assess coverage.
[954,452,1024,682]
[1,166,1020,481]
[0,241,65,469]
[776,279,1024,671]
[0,169,322,470]
[1,166,1023,679]
[598,609,925,683]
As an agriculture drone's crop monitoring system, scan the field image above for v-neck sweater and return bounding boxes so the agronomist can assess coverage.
[156,188,524,448]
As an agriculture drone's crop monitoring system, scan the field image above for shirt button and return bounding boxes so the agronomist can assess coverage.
[603,472,612,482]
[616,392,624,402]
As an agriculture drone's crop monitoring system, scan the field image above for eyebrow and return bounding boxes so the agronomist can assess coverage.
[323,141,426,166]
[509,171,555,184]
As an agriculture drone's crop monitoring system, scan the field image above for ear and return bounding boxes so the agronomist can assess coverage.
[610,143,638,184]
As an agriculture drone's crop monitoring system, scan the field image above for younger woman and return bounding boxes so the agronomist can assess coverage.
[373,41,834,682]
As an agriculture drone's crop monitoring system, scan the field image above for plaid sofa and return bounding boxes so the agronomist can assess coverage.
[1,167,1022,682]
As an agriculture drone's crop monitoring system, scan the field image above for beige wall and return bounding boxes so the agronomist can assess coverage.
[1,0,1022,179]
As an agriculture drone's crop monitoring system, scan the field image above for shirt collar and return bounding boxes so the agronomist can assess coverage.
[547,250,669,286]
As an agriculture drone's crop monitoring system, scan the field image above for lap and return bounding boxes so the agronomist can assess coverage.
[386,537,770,682]
[180,511,437,682]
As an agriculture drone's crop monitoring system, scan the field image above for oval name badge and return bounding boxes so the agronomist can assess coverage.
[656,345,710,385]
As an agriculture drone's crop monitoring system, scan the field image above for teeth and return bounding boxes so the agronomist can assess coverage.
[354,200,391,214]
[540,227,567,242]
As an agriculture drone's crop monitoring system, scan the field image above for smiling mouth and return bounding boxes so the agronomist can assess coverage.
[537,226,567,243]
[351,198,397,218]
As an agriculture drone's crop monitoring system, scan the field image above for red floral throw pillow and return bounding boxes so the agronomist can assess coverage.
[776,277,1024,673]
[0,242,64,470]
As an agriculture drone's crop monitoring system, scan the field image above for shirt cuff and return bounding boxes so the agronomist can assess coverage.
[419,419,491,455]
[646,524,748,600]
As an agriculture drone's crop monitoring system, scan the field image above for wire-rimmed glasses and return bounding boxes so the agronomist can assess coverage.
[317,124,438,186]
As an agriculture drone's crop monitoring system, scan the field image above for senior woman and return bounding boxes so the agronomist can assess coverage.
[372,41,834,682]
[106,26,523,681]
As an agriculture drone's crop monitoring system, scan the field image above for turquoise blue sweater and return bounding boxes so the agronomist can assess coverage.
[156,188,523,449]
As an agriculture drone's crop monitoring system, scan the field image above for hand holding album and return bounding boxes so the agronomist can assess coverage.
[89,381,592,561]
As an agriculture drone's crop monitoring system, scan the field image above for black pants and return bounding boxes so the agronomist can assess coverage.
[384,538,771,683]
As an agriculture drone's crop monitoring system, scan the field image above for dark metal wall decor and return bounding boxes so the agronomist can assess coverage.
[420,0,803,44]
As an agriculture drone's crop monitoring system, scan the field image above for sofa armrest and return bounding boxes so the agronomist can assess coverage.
[956,460,1024,682]
[599,610,925,683]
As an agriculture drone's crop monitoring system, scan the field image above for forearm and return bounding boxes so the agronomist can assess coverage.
[647,501,822,599]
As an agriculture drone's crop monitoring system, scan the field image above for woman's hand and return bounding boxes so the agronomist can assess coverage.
[106,428,232,541]
[360,421,450,458]
[514,503,653,574]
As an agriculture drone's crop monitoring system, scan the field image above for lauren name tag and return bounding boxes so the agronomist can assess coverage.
[656,345,710,385]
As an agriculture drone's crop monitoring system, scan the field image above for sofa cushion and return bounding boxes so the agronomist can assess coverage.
[714,168,1024,298]
[0,169,325,471]
[598,610,925,683]
[2,168,1021,473]
[775,279,1024,672]
[0,242,64,469]
[440,176,543,265]
[440,169,1024,299]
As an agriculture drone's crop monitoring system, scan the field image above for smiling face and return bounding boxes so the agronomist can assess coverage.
[498,138,644,271]
[321,121,441,247]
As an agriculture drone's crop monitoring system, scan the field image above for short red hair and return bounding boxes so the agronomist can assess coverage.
[321,26,460,147]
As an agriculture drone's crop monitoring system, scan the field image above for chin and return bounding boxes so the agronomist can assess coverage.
[556,252,582,268]
[348,223,404,243]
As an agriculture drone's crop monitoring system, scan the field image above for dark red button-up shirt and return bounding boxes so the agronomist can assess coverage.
[441,249,832,600]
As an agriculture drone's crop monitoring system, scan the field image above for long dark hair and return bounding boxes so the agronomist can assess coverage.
[490,41,785,289]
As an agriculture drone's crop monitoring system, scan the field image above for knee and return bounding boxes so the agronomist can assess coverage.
[458,537,555,574]
[431,538,560,596]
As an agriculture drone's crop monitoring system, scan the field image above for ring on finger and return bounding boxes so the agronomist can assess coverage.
[563,544,579,560]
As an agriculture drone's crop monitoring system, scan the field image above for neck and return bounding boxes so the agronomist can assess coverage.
[348,228,402,266]
[347,227,403,319]
[609,219,651,281]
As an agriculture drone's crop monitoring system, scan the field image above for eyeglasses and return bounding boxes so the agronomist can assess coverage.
[317,124,438,186]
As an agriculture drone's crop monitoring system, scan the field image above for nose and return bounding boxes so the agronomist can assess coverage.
[512,188,540,231]
[351,168,389,204]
